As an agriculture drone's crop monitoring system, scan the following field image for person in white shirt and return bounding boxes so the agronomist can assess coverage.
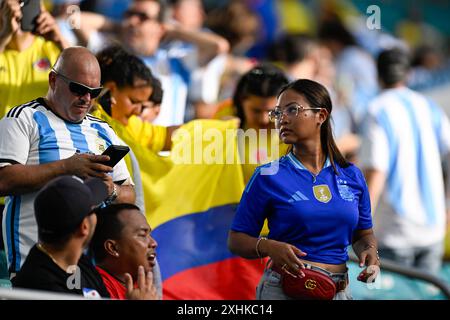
[0,47,135,274]
[359,48,450,275]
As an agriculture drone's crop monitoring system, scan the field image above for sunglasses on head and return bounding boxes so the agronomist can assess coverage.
[51,68,103,99]
[123,10,159,23]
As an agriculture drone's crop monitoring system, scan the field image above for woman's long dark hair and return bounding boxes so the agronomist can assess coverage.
[233,64,288,128]
[277,79,349,172]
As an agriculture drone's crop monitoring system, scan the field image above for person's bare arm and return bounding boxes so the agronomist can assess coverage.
[352,228,380,282]
[116,184,135,204]
[34,7,69,50]
[0,153,112,196]
[0,0,21,52]
[164,23,229,66]
[162,125,180,151]
[228,231,307,277]
[75,12,117,46]
[363,168,386,213]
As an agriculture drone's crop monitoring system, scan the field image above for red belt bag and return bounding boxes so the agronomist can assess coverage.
[272,265,337,300]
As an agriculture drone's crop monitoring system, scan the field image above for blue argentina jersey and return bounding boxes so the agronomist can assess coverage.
[0,98,132,273]
[231,153,373,265]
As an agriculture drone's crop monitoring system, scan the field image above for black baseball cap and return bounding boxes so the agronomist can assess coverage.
[34,176,109,236]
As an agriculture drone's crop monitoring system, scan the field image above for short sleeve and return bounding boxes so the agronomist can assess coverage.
[230,168,270,237]
[0,116,34,166]
[358,112,390,173]
[355,168,373,230]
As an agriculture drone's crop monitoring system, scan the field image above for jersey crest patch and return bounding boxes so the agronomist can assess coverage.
[33,58,51,72]
[313,184,332,203]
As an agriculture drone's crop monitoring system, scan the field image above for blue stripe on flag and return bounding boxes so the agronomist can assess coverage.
[152,203,237,281]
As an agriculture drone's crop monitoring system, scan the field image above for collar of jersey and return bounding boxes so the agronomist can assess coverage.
[287,152,331,171]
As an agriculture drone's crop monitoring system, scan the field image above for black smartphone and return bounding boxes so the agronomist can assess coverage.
[20,0,41,32]
[101,145,130,168]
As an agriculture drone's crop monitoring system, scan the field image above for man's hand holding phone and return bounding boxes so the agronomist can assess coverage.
[63,152,113,180]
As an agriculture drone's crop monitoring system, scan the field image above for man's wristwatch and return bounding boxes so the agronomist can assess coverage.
[104,184,118,205]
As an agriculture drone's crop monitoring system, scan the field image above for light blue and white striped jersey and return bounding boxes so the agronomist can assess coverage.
[359,87,450,248]
[0,98,132,273]
[141,47,198,126]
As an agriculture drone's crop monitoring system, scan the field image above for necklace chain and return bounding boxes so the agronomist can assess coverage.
[37,243,59,266]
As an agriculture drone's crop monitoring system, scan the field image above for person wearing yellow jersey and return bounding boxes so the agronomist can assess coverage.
[95,45,178,153]
[0,0,69,119]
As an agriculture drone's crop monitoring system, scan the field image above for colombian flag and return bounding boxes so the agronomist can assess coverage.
[145,120,266,299]
[90,109,272,299]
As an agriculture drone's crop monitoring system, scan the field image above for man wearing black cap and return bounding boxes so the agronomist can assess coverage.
[12,176,110,298]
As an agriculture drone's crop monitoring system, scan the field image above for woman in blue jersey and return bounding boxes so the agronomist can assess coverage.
[228,79,380,300]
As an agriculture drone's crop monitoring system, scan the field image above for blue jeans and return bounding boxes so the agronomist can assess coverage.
[378,242,444,276]
[256,264,352,300]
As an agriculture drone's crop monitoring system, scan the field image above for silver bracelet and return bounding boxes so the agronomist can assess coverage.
[255,237,267,262]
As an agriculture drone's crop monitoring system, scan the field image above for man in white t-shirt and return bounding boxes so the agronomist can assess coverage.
[359,48,450,275]
[0,47,135,274]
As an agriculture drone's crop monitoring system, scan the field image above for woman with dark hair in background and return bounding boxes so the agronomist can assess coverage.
[215,64,289,183]
[228,79,380,300]
[94,45,177,153]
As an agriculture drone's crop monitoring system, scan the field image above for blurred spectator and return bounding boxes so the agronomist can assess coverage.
[94,45,177,153]
[50,0,83,47]
[359,48,450,276]
[406,44,450,118]
[0,0,69,119]
[318,16,378,134]
[78,0,229,126]
[0,47,135,274]
[140,76,163,123]
[12,176,109,298]
[167,0,227,121]
[90,203,159,300]
[269,33,320,82]
[396,6,445,52]
[215,64,289,184]
[205,0,259,100]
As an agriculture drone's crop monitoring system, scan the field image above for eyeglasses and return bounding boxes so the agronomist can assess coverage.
[268,103,322,122]
[123,10,160,23]
[52,68,103,99]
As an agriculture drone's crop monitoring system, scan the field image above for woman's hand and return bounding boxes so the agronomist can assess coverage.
[356,245,380,283]
[262,239,307,278]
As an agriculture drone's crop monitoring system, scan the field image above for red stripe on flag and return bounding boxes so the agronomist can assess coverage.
[162,257,267,300]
